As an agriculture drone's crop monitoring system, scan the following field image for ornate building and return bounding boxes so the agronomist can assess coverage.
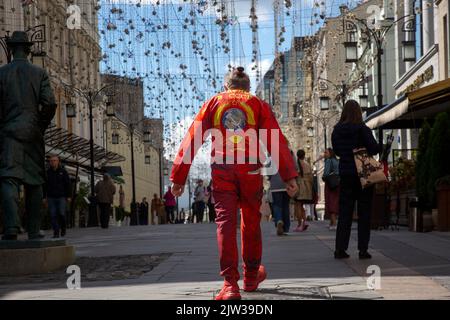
[1,0,104,144]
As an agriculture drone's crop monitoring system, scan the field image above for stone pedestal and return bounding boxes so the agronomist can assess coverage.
[0,239,75,276]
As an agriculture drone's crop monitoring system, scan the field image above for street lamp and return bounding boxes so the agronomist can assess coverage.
[319,96,330,110]
[344,39,358,63]
[30,51,46,68]
[318,77,348,107]
[64,83,117,227]
[66,103,76,118]
[106,101,115,117]
[402,40,416,62]
[342,14,416,147]
[359,94,369,109]
[111,132,119,145]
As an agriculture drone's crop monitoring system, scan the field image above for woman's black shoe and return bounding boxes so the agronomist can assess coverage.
[334,250,350,259]
[359,251,372,259]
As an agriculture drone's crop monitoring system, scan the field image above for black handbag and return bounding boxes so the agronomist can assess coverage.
[325,174,340,190]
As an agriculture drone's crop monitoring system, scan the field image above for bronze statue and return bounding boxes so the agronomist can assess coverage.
[0,31,57,240]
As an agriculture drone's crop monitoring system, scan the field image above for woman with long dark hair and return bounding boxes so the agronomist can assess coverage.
[331,100,381,260]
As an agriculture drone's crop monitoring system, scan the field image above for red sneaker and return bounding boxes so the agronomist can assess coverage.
[243,265,267,292]
[214,282,241,300]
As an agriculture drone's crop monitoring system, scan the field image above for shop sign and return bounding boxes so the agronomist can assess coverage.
[399,65,434,96]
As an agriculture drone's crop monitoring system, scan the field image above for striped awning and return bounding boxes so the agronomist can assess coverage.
[45,124,125,169]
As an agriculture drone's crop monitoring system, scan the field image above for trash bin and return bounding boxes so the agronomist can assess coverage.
[408,197,419,232]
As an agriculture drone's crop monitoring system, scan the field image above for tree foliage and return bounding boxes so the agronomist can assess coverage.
[416,120,431,206]
[427,113,450,206]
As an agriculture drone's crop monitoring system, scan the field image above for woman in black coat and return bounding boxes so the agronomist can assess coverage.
[331,100,381,260]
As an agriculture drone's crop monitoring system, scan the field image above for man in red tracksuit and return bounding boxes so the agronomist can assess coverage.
[171,67,298,300]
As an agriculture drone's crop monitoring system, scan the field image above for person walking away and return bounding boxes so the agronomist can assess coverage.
[44,155,71,238]
[312,169,319,220]
[260,188,272,222]
[150,193,160,225]
[268,172,291,236]
[163,186,176,223]
[206,181,216,223]
[157,197,166,224]
[94,174,116,229]
[0,31,57,240]
[193,179,207,223]
[180,208,186,223]
[119,185,125,209]
[331,100,381,260]
[140,197,149,225]
[323,148,340,230]
[293,150,313,232]
[170,67,298,300]
[119,185,129,226]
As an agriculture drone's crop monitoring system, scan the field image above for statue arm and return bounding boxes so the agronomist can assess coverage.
[38,71,57,131]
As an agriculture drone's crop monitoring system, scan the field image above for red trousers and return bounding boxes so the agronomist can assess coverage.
[211,163,263,282]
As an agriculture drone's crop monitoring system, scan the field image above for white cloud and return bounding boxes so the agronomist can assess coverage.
[165,115,211,180]
[247,58,272,93]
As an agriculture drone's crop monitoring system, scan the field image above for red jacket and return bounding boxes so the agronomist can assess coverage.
[170,90,298,185]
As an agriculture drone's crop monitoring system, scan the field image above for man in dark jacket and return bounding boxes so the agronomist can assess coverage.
[0,32,57,240]
[44,155,71,238]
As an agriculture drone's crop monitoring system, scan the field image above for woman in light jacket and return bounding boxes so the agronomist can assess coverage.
[293,149,313,232]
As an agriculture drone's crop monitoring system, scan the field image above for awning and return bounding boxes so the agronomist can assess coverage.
[45,124,126,170]
[365,78,450,129]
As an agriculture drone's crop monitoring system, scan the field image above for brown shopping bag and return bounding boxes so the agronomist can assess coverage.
[353,148,387,188]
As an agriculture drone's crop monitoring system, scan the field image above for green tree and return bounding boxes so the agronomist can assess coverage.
[416,120,431,206]
[428,112,450,206]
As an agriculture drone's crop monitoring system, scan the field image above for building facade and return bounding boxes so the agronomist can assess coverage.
[1,0,104,145]
[363,0,449,164]
[101,74,145,132]
[105,117,161,210]
[101,74,163,209]
[256,36,314,157]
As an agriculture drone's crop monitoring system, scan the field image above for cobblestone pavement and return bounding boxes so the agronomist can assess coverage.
[0,254,171,286]
[1,220,449,300]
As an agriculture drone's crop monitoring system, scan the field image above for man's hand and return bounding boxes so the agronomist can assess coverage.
[171,183,185,197]
[285,179,298,198]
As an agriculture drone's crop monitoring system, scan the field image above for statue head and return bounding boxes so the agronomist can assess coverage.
[6,31,33,59]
